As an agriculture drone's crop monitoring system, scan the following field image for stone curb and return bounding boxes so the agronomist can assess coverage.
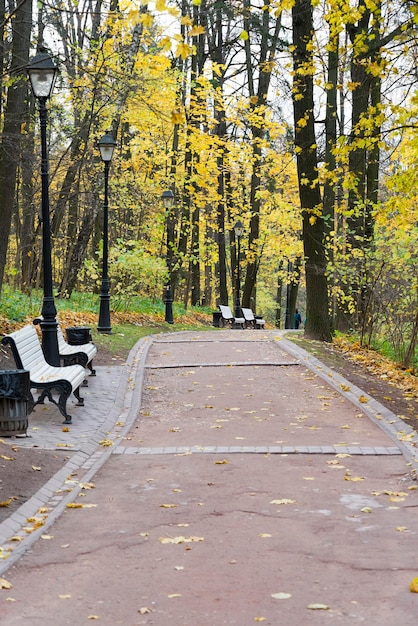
[0,335,152,576]
[279,337,418,476]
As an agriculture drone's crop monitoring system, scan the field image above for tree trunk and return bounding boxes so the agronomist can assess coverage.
[292,0,331,342]
[0,0,32,295]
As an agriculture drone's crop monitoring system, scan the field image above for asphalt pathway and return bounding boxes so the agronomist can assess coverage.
[1,330,418,625]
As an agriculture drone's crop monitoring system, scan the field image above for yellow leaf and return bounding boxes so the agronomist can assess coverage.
[1,455,14,461]
[340,384,351,392]
[88,617,99,621]
[396,526,408,532]
[139,607,152,614]
[254,618,267,622]
[159,536,204,544]
[214,459,229,464]
[62,427,69,432]
[98,439,113,447]
[66,503,83,509]
[307,603,329,610]
[271,592,292,599]
[270,499,296,505]
[409,578,418,592]
[59,594,71,599]
[258,533,272,538]
[175,42,192,60]
[189,25,205,36]
[358,395,369,403]
[32,466,42,471]
[160,504,177,508]
[167,593,182,598]
[344,475,365,482]
[309,216,317,225]
[0,498,15,507]
[239,30,249,40]
[0,578,13,589]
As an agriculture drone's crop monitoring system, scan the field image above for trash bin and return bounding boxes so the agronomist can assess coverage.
[212,311,222,328]
[0,370,30,436]
[66,326,92,345]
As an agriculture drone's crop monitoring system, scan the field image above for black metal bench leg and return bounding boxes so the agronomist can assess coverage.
[87,361,96,376]
[73,386,84,407]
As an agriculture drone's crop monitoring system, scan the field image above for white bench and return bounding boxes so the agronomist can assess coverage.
[218,305,245,329]
[1,325,86,424]
[33,318,97,377]
[58,325,97,376]
[241,308,266,329]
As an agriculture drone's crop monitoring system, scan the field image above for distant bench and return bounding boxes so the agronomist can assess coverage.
[218,305,266,329]
[1,325,86,424]
[241,308,265,329]
[218,305,245,329]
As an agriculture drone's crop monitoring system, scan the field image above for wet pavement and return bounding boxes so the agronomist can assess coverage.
[1,330,418,625]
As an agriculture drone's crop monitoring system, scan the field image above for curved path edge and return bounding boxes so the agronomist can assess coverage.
[279,336,418,475]
[0,335,153,576]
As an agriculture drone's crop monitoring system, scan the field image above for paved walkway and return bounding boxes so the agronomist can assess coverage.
[1,330,418,625]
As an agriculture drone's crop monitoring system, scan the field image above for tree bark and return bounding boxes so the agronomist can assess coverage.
[292,0,331,341]
[0,0,32,295]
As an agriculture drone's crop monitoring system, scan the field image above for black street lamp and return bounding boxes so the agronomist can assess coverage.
[27,48,59,366]
[162,189,175,324]
[234,220,244,318]
[97,131,117,334]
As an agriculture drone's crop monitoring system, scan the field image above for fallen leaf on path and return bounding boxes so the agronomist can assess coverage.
[1,455,13,461]
[167,594,182,598]
[270,499,296,505]
[98,439,113,447]
[271,592,291,599]
[254,618,267,622]
[160,504,177,508]
[344,475,365,482]
[0,578,12,589]
[340,384,351,392]
[409,578,418,592]
[396,526,408,532]
[358,395,369,403]
[138,607,152,614]
[214,459,229,464]
[58,594,71,599]
[31,466,42,471]
[0,498,15,507]
[159,536,204,544]
[307,603,329,610]
[259,533,272,538]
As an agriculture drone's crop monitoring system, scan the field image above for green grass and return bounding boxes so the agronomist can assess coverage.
[0,286,213,323]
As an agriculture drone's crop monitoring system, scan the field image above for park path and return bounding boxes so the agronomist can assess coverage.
[1,330,418,625]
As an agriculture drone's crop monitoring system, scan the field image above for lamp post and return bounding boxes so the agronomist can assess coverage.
[97,131,117,334]
[162,189,175,324]
[27,48,59,366]
[234,220,244,318]
[285,260,292,329]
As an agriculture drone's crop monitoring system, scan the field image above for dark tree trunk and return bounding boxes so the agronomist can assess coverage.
[292,0,331,342]
[0,0,32,295]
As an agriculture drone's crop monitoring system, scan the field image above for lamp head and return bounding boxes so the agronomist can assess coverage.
[161,189,175,209]
[27,48,58,99]
[98,131,117,163]
[234,220,244,238]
